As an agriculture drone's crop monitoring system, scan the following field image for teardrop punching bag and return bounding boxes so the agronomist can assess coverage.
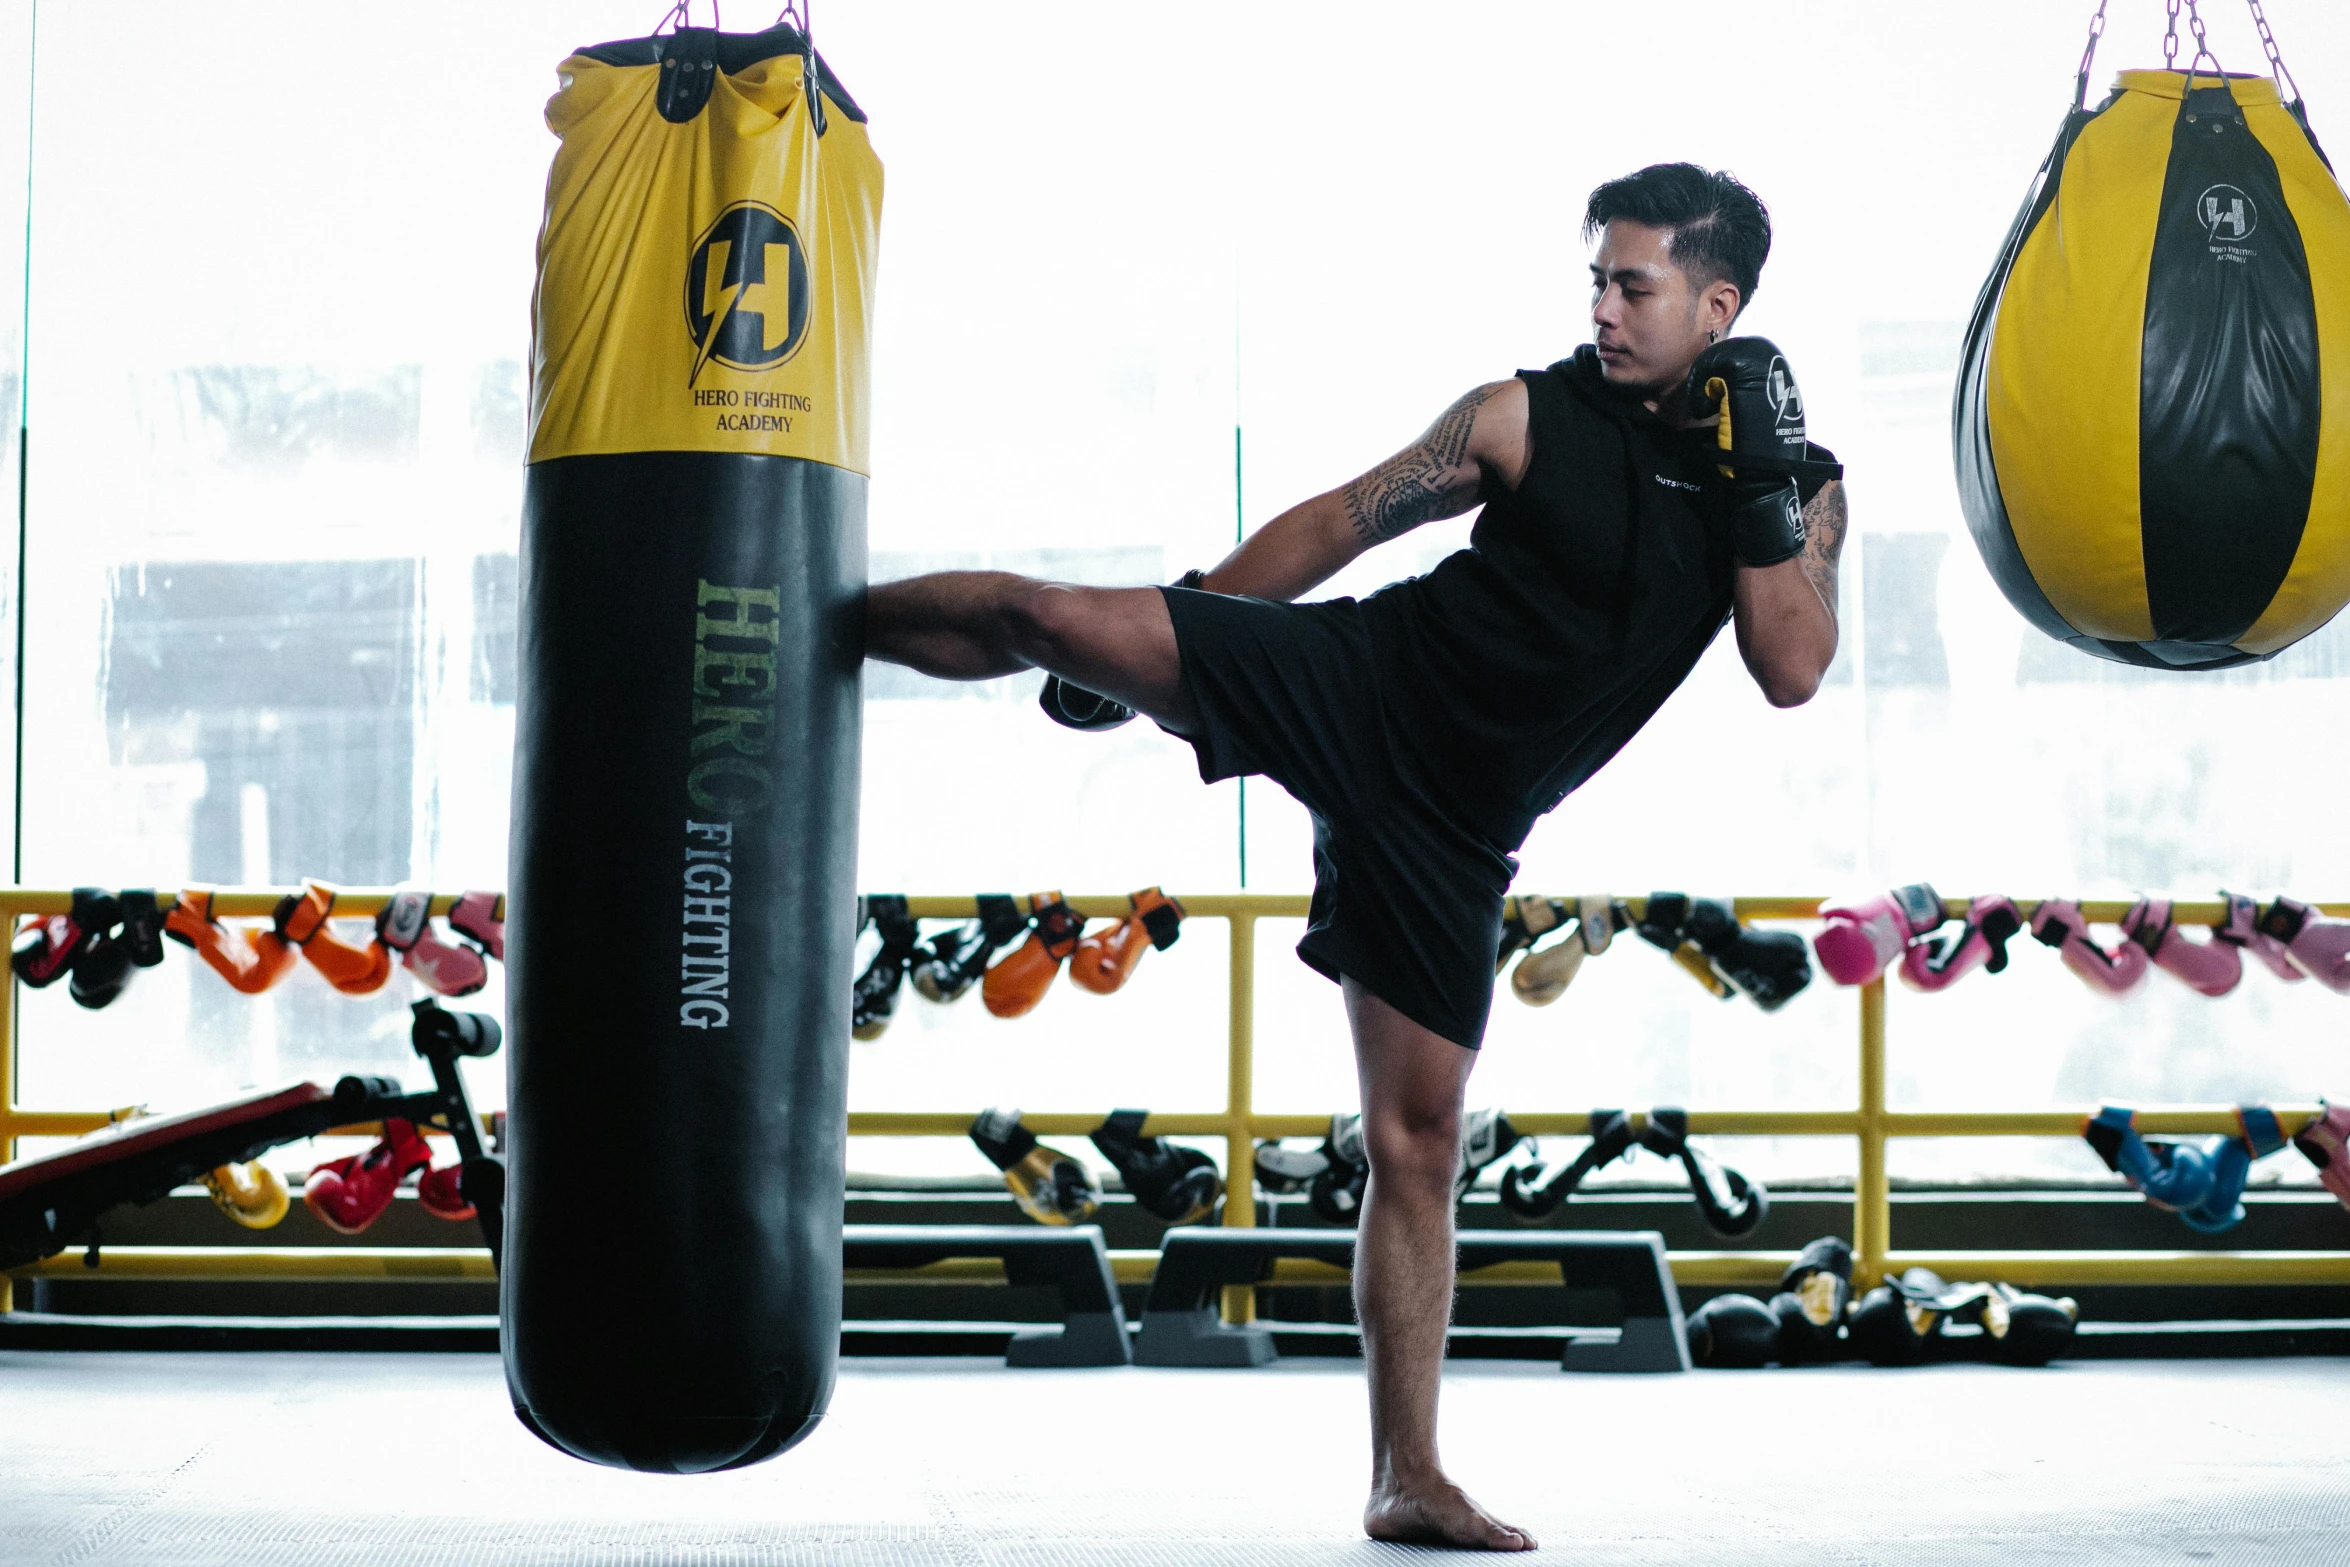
[1955,49,2350,670]
[505,22,882,1473]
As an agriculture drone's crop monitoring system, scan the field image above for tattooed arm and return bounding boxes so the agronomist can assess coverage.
[1731,479,1847,708]
[1197,380,1530,602]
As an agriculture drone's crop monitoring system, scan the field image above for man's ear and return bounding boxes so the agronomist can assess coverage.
[1701,278,1743,338]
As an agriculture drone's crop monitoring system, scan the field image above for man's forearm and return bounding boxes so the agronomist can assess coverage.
[1198,492,1361,602]
[1732,481,1846,707]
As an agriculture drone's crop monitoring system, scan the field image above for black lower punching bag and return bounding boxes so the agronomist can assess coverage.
[505,22,882,1473]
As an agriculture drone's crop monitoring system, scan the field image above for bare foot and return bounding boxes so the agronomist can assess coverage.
[1364,1476,1536,1551]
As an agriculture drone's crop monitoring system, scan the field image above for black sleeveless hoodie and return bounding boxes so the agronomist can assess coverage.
[1360,345,1836,848]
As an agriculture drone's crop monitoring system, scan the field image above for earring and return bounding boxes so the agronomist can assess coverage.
[1708,328,1720,344]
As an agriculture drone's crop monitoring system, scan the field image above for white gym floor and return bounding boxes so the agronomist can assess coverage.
[5,1351,2344,1565]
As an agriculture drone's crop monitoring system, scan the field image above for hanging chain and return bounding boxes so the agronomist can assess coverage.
[2245,0,2304,106]
[2073,0,2109,109]
[2163,0,2179,67]
[2181,0,2222,80]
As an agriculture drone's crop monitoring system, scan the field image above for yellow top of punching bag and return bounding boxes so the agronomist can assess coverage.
[528,40,884,473]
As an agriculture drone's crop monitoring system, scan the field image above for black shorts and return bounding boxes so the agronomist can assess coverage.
[1161,586,1527,1049]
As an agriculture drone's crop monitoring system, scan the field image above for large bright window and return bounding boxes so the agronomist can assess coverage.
[7,1,2350,1188]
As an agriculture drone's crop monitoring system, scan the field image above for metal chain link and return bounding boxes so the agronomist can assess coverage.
[2073,0,2110,109]
[2163,0,2180,67]
[2245,0,2304,106]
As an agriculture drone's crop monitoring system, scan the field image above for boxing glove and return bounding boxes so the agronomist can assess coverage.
[2082,1104,2248,1225]
[2214,890,2301,982]
[13,888,115,991]
[164,887,299,995]
[1495,895,1568,974]
[982,891,1086,1019]
[1814,883,1945,987]
[2255,897,2350,993]
[1252,1140,1331,1197]
[1037,677,1134,732]
[376,890,491,999]
[1686,1293,1779,1368]
[1899,894,2024,992]
[416,1162,478,1222]
[2292,1101,2350,1214]
[970,1108,1100,1226]
[2029,899,2149,995]
[1309,1112,1369,1224]
[1636,893,1733,1000]
[1683,336,1810,566]
[1068,887,1184,996]
[1510,895,1620,1006]
[276,880,394,996]
[447,890,505,964]
[1089,1108,1221,1225]
[1639,1109,1769,1237]
[1455,1108,1529,1202]
[851,894,920,1040]
[1684,897,1811,1010]
[1770,1235,1853,1364]
[303,1118,435,1235]
[202,1160,290,1229]
[1980,1282,2077,1367]
[68,888,168,1010]
[2121,897,2241,998]
[1499,1109,1636,1221]
[911,894,1029,1003]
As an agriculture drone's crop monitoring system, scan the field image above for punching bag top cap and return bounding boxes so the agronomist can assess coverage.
[574,22,866,123]
[2112,69,2281,106]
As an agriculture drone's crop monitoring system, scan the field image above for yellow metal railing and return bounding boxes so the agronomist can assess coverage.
[7,889,2350,1317]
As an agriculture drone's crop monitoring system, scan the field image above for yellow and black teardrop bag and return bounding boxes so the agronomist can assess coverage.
[505,21,880,1477]
[1956,69,2350,669]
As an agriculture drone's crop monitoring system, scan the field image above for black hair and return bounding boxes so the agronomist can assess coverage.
[1582,163,1771,311]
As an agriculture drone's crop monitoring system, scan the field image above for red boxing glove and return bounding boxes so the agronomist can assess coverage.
[303,1119,434,1235]
[448,890,505,963]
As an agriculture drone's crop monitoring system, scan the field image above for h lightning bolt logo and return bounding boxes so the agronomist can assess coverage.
[683,203,813,383]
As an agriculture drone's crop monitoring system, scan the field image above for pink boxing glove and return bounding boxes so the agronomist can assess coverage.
[2121,897,2242,998]
[1899,895,2023,992]
[376,891,490,998]
[2214,891,2302,983]
[1814,883,1946,986]
[2293,1101,2350,1214]
[449,890,505,964]
[2028,899,2149,996]
[2255,897,2350,993]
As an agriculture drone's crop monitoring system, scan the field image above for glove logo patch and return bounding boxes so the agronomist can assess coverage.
[684,202,814,386]
[1766,356,1804,434]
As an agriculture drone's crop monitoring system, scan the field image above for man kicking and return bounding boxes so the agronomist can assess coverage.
[865,162,1845,1551]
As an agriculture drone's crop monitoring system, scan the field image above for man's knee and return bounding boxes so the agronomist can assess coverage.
[1362,1102,1461,1192]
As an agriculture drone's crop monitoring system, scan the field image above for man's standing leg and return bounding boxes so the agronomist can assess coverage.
[1345,978,1536,1552]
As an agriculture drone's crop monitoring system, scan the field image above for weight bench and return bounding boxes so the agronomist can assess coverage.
[0,1004,506,1275]
[842,1224,1129,1368]
[1133,1228,1689,1372]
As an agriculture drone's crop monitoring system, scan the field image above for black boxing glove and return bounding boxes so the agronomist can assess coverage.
[1037,569,1208,731]
[1683,897,1813,1011]
[1684,337,1809,568]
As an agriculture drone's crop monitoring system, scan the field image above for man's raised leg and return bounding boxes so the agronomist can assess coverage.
[1345,978,1536,1552]
[864,571,1196,732]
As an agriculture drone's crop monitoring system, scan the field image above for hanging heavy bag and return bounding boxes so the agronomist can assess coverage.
[1955,1,2350,670]
[505,18,883,1475]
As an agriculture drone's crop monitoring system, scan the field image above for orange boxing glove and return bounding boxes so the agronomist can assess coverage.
[1068,887,1184,996]
[163,887,298,995]
[982,891,1085,1019]
[276,879,393,996]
